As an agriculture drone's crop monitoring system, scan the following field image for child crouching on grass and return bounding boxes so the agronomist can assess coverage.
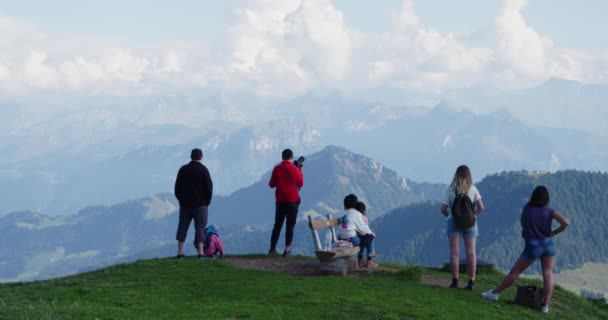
[194,224,225,258]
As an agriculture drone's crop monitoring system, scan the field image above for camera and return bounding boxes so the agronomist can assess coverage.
[293,156,305,168]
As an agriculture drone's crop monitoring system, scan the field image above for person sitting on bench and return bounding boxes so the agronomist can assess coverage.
[355,201,377,268]
[338,194,378,268]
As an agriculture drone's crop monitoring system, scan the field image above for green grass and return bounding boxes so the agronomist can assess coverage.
[0,257,606,320]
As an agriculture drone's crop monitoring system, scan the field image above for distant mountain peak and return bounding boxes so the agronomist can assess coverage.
[545,77,581,86]
[319,145,348,154]
[490,108,516,121]
[433,100,456,111]
[247,119,323,152]
[429,100,474,118]
[535,77,582,91]
[312,145,408,190]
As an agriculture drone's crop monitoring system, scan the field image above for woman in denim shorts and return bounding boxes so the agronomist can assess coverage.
[440,165,485,290]
[482,186,570,314]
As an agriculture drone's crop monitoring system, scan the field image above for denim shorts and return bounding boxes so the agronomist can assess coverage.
[446,218,478,238]
[521,238,556,260]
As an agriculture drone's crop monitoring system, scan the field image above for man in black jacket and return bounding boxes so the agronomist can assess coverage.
[174,148,213,259]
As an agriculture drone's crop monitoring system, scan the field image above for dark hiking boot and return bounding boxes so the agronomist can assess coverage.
[465,280,475,291]
[268,248,279,255]
[176,254,185,260]
[282,249,292,257]
[449,279,459,289]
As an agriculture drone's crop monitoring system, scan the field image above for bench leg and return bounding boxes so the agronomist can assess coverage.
[318,255,360,276]
[319,259,346,275]
[346,256,358,271]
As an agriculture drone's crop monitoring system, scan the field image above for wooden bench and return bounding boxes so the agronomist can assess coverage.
[308,214,360,276]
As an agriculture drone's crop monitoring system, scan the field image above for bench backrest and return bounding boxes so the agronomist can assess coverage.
[308,214,340,251]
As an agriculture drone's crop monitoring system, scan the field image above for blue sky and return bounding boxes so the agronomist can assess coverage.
[1,0,606,48]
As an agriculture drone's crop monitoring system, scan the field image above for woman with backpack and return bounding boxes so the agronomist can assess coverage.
[481,186,569,314]
[440,165,484,290]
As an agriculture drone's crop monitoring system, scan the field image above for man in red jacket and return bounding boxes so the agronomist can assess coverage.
[268,149,304,256]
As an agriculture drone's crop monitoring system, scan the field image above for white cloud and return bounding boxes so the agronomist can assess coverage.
[362,0,493,92]
[492,0,608,87]
[365,0,608,92]
[100,49,150,83]
[225,0,352,97]
[0,15,215,96]
[160,51,181,73]
[496,0,550,78]
[0,1,606,102]
[0,62,9,80]
[24,51,57,88]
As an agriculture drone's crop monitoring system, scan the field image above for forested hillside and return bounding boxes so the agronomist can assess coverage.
[373,170,608,272]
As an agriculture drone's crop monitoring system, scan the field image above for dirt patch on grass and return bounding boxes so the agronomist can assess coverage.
[421,274,451,287]
[226,256,322,276]
[226,256,454,286]
[225,256,399,277]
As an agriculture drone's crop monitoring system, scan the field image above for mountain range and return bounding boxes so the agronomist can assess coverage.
[279,94,605,183]
[445,78,608,134]
[0,146,442,282]
[4,78,608,218]
[212,145,444,226]
[2,144,607,296]
[0,119,324,216]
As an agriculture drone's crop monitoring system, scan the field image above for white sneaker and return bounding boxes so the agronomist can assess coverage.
[541,306,549,313]
[481,290,500,301]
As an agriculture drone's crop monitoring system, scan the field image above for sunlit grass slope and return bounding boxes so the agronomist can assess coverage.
[0,257,606,320]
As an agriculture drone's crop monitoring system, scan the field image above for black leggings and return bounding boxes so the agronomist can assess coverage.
[270,202,299,249]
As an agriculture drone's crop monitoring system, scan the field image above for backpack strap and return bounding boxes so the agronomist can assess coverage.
[281,165,301,191]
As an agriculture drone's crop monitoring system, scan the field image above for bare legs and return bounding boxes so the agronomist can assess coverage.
[178,241,185,256]
[449,236,460,279]
[540,256,555,306]
[487,255,555,309]
[177,241,204,256]
[449,236,478,280]
[492,256,535,294]
[464,236,477,279]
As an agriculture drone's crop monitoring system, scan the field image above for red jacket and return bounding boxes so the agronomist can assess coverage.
[269,160,304,203]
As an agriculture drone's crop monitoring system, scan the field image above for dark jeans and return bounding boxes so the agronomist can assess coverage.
[345,234,375,260]
[359,234,376,260]
[270,202,299,249]
[175,206,208,243]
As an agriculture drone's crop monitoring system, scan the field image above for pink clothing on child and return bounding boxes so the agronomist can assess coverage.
[333,240,354,248]
[204,234,225,258]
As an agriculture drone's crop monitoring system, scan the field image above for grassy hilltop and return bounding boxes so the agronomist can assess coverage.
[0,256,606,320]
